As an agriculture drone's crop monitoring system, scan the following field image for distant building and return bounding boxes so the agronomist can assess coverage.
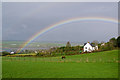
[35,51,38,54]
[101,43,105,46]
[10,51,15,54]
[84,42,98,52]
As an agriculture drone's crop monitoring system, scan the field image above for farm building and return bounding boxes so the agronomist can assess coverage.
[83,42,98,52]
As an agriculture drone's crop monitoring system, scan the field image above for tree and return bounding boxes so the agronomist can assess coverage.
[105,42,113,50]
[99,42,113,51]
[2,51,10,56]
[65,41,71,53]
[92,40,99,46]
[101,41,105,44]
[117,36,120,48]
[66,41,71,47]
[109,37,117,47]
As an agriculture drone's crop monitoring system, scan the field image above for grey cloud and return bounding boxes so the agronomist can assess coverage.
[2,2,118,42]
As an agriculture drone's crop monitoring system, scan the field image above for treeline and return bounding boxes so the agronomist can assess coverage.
[2,36,120,57]
[36,42,83,57]
[37,36,120,56]
[98,36,120,51]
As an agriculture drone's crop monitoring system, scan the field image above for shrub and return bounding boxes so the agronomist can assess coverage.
[2,51,10,56]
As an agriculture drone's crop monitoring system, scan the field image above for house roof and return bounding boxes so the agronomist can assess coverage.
[84,43,87,46]
[84,42,95,47]
[90,43,95,47]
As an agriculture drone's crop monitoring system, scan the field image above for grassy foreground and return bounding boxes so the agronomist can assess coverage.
[2,50,118,78]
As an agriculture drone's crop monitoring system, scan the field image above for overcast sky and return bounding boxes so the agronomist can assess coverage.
[2,2,118,43]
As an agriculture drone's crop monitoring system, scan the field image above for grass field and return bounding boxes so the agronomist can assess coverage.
[2,50,118,78]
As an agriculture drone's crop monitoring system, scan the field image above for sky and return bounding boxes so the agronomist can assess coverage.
[2,2,118,43]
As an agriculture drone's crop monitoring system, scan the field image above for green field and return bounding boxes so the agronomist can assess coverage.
[2,50,118,78]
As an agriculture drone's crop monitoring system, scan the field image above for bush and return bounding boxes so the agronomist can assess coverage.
[2,51,10,56]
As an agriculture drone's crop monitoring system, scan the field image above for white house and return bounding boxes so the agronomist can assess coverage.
[10,51,15,54]
[84,42,98,52]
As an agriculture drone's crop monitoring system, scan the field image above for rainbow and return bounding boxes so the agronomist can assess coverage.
[16,17,118,53]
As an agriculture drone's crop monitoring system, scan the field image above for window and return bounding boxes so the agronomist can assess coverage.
[85,47,87,49]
